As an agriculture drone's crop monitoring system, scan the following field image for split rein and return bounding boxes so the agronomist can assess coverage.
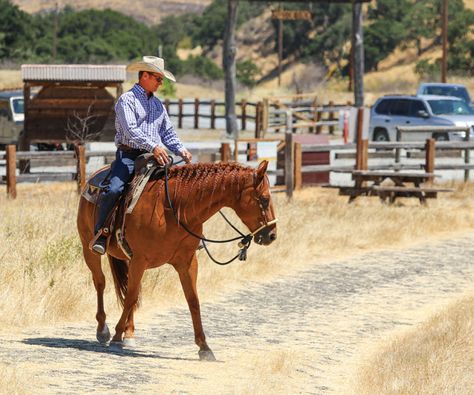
[162,158,275,265]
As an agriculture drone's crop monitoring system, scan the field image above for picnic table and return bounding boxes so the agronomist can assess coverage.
[331,170,453,204]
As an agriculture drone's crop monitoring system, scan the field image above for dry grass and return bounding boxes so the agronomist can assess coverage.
[0,363,36,395]
[1,180,474,328]
[345,293,474,395]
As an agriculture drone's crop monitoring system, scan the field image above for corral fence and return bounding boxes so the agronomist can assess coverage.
[3,113,472,199]
[261,93,352,136]
[162,95,351,137]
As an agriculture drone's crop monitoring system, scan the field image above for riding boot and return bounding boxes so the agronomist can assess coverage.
[90,190,121,255]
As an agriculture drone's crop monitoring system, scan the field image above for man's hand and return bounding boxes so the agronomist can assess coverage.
[180,148,192,164]
[152,146,170,166]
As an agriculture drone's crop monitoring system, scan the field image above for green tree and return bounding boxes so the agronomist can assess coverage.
[236,59,259,87]
[0,0,34,60]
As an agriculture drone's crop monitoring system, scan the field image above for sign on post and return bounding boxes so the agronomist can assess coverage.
[271,10,313,21]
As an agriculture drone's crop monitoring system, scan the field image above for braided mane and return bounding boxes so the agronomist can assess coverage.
[168,162,253,191]
[150,162,255,220]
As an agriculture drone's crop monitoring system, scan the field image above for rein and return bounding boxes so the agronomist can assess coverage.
[163,159,276,265]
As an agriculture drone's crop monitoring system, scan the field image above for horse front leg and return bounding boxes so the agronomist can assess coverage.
[123,308,136,347]
[81,242,111,345]
[175,254,216,361]
[110,260,145,350]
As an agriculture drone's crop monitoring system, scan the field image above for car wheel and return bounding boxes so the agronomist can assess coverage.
[373,130,389,142]
[433,133,449,141]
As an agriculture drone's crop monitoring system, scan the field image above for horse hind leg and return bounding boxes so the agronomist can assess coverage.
[109,257,145,350]
[81,242,111,345]
[175,254,216,361]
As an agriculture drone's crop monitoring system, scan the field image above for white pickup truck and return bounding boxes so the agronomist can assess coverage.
[0,91,24,149]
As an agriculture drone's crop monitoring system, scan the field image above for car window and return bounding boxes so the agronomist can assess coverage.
[427,99,474,115]
[409,100,427,116]
[12,98,24,115]
[424,86,470,103]
[390,99,411,116]
[374,99,391,115]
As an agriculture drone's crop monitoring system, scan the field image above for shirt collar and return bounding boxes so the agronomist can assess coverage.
[132,83,154,100]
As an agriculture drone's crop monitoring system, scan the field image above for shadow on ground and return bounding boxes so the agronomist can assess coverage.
[22,337,197,361]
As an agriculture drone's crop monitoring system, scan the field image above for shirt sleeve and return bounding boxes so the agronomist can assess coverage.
[158,101,185,156]
[115,95,156,152]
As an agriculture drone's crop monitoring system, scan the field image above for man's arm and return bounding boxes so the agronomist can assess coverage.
[158,101,192,163]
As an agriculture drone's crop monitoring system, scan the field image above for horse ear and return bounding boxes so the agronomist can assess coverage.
[256,160,268,184]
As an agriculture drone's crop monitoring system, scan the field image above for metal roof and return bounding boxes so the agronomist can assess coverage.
[21,64,127,82]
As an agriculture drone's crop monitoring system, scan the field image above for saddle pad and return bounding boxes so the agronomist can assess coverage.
[81,165,111,205]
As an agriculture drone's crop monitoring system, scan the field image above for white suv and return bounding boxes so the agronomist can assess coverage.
[369,95,474,142]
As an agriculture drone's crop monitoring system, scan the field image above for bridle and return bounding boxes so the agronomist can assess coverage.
[163,159,278,265]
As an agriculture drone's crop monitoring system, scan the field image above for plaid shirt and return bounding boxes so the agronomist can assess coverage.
[114,83,185,155]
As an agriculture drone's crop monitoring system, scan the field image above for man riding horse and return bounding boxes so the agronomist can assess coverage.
[90,56,192,255]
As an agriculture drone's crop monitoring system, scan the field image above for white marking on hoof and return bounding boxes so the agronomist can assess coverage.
[108,341,124,352]
[96,324,111,345]
[123,337,136,348]
[199,349,216,361]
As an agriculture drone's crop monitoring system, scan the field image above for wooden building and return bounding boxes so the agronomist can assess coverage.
[20,64,126,148]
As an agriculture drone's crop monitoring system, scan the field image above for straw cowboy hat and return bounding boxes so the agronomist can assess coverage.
[127,56,176,82]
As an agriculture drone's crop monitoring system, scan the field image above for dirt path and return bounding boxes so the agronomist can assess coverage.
[1,236,473,394]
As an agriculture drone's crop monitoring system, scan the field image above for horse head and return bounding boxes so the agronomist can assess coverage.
[234,160,277,246]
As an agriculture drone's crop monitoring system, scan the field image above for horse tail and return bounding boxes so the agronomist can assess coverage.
[107,255,131,308]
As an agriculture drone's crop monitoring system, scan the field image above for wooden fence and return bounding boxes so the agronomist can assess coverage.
[162,97,351,137]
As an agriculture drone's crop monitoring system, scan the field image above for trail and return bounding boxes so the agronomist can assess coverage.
[1,236,473,394]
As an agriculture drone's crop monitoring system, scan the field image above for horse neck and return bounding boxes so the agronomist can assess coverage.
[167,164,252,225]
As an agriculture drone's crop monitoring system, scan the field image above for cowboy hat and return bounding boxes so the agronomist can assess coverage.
[127,56,176,82]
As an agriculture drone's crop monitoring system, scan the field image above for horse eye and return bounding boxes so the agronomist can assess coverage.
[260,197,269,209]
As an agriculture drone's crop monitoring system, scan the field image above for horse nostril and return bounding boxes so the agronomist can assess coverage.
[270,233,277,241]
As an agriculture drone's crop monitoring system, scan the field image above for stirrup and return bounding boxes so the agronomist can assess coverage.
[89,228,109,255]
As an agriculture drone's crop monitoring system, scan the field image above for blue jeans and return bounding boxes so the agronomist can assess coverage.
[94,148,146,234]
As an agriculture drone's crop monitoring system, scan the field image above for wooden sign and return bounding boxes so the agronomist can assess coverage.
[271,10,312,21]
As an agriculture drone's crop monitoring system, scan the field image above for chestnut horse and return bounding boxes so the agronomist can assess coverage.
[77,160,277,360]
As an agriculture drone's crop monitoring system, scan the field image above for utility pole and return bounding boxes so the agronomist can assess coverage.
[223,0,239,137]
[352,0,364,107]
[441,0,448,83]
[52,2,59,62]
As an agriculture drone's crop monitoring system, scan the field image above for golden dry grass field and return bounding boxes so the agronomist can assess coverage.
[0,181,473,393]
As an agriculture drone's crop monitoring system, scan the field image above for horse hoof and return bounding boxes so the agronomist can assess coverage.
[96,324,111,345]
[198,349,216,361]
[123,337,136,348]
[108,341,124,352]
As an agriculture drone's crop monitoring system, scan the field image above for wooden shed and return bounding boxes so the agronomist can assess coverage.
[20,64,126,149]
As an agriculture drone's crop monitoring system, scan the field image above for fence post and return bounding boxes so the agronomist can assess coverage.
[210,100,216,130]
[316,106,322,134]
[425,138,435,183]
[294,142,302,190]
[262,98,269,132]
[6,145,17,199]
[395,127,402,166]
[328,100,335,134]
[178,98,183,129]
[194,98,199,129]
[285,110,294,199]
[220,142,231,162]
[255,102,261,138]
[355,107,365,170]
[75,144,86,194]
[241,99,247,131]
[464,126,470,182]
[164,98,170,114]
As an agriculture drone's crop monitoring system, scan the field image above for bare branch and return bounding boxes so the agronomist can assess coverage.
[66,102,102,145]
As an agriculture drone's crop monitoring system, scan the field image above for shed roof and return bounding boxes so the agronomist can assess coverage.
[21,64,127,82]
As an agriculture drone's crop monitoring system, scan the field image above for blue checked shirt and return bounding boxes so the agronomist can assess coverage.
[114,84,185,155]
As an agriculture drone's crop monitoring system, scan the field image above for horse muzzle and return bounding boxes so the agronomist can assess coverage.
[252,219,278,245]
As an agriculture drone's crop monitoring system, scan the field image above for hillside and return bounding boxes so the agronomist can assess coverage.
[11,0,211,25]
